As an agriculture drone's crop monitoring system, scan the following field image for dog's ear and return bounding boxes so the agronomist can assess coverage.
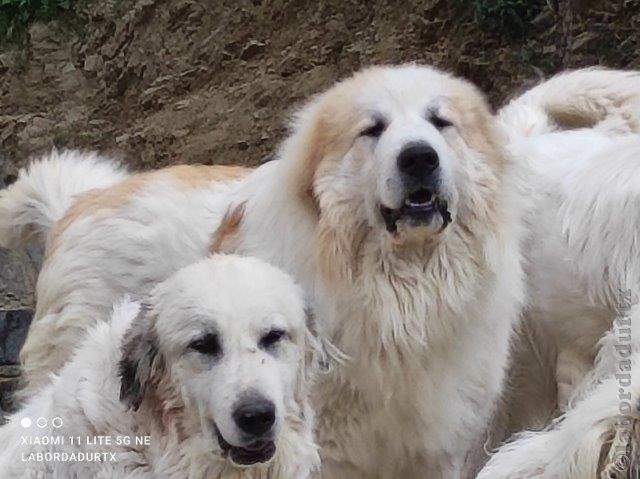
[118,303,164,411]
[294,305,319,410]
[284,101,330,213]
[294,304,348,405]
[302,305,326,373]
[284,94,357,214]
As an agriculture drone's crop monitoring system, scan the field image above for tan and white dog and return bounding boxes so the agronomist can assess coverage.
[0,65,527,478]
[0,255,319,478]
[478,69,640,478]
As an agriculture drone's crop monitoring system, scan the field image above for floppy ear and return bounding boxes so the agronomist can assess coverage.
[294,306,321,410]
[118,303,165,411]
[294,304,348,405]
[446,92,507,170]
[283,93,359,213]
[284,100,331,213]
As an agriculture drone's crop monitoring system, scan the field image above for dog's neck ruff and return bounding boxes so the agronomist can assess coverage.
[234,160,500,377]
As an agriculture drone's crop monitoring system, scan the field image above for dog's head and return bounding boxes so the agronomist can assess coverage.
[118,255,315,468]
[282,64,506,260]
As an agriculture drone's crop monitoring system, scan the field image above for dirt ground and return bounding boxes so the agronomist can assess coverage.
[0,0,639,179]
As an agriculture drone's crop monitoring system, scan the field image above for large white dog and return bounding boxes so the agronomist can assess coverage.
[478,69,640,478]
[0,255,319,478]
[0,65,526,477]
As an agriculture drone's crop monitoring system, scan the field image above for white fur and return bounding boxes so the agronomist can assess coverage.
[0,150,128,250]
[8,65,526,478]
[479,68,640,478]
[498,67,640,144]
[0,255,319,478]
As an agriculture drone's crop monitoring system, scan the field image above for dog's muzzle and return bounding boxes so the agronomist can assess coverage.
[380,190,451,234]
[215,424,276,466]
[381,142,452,233]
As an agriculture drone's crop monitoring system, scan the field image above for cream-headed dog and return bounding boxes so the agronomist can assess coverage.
[0,255,319,478]
[1,64,526,477]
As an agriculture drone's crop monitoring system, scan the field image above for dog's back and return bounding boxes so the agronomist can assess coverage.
[4,154,250,396]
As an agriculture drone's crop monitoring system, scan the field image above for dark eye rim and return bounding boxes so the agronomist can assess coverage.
[359,118,387,138]
[259,329,288,349]
[428,113,453,130]
[188,333,222,356]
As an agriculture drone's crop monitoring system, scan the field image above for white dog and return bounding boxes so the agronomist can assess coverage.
[0,254,319,478]
[0,65,526,478]
[478,69,640,478]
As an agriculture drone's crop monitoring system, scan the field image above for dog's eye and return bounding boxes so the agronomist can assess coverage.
[259,329,287,349]
[428,113,453,130]
[189,333,222,356]
[359,119,386,138]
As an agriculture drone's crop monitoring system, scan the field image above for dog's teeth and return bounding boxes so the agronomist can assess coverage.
[405,199,433,207]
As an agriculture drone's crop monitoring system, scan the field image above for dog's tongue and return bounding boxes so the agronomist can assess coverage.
[242,440,271,452]
[216,425,276,466]
[230,441,276,465]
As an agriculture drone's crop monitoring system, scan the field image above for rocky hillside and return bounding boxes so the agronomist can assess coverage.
[0,0,639,180]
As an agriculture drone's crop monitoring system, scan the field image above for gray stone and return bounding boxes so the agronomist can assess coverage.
[0,309,29,418]
[0,52,16,70]
[28,22,56,44]
[59,70,85,92]
[0,369,21,416]
[27,245,43,272]
[0,310,33,365]
[0,248,35,310]
[16,116,54,143]
[0,365,20,379]
[61,62,77,74]
[240,40,266,61]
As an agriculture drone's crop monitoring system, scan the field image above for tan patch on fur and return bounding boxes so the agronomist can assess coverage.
[444,83,510,242]
[548,106,601,130]
[46,164,251,259]
[170,164,251,188]
[209,202,246,254]
[447,88,507,173]
[282,81,367,282]
[284,82,363,214]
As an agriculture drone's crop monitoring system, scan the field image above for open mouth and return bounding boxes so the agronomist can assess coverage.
[215,426,276,466]
[380,188,452,234]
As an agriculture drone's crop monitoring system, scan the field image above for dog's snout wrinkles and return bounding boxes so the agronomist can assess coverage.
[397,142,439,184]
[233,397,276,437]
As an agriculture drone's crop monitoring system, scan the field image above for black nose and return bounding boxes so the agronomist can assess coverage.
[233,397,276,437]
[397,142,439,184]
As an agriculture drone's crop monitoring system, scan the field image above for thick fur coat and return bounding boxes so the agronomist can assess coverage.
[0,65,526,478]
[478,68,640,478]
[0,256,319,478]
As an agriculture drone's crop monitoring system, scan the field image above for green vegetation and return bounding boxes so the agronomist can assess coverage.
[0,0,73,44]
[473,0,545,39]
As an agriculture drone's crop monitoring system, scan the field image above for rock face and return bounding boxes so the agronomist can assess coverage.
[0,1,639,182]
[0,247,36,420]
[0,310,33,365]
[0,248,36,310]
